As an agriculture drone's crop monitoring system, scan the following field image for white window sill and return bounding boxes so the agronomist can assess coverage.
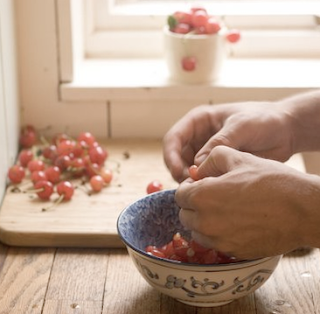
[60,58,320,102]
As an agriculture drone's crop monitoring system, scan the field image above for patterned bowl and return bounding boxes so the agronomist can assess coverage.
[117,189,282,307]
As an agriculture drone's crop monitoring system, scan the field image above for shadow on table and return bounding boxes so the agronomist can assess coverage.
[112,286,259,314]
[284,247,314,258]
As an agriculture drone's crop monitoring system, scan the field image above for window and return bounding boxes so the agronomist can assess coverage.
[84,0,320,59]
[58,0,320,103]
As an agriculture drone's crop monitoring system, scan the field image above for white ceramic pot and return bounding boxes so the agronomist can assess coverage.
[163,26,227,84]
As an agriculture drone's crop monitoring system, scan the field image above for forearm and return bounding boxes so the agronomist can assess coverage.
[296,172,320,249]
[279,90,320,153]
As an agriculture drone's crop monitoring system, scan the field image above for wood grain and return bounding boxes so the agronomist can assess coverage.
[0,247,55,314]
[0,140,178,248]
[102,249,161,314]
[0,246,318,313]
[43,248,109,314]
[255,248,320,314]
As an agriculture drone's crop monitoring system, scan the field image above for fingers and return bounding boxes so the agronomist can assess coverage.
[191,231,217,250]
[196,145,244,179]
[179,207,195,231]
[162,146,185,182]
[162,123,193,183]
[175,146,241,209]
[194,126,240,165]
[163,105,217,182]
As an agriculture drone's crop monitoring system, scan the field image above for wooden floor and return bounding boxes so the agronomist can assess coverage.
[0,243,319,314]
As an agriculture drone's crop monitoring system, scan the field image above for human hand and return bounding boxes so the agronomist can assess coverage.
[163,101,294,183]
[175,146,309,260]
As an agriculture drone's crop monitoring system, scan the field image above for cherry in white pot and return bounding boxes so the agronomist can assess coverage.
[163,26,229,84]
[163,6,241,84]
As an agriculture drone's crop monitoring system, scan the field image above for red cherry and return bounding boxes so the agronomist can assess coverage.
[77,132,96,147]
[54,155,71,171]
[85,162,101,178]
[206,17,221,34]
[173,11,192,25]
[191,10,208,28]
[56,139,76,156]
[146,247,166,259]
[89,146,108,166]
[42,145,58,162]
[30,170,47,184]
[56,181,74,200]
[146,180,163,194]
[45,166,61,184]
[19,125,37,148]
[188,165,199,181]
[27,160,45,173]
[90,175,105,192]
[8,165,25,184]
[173,23,191,34]
[226,30,241,43]
[33,180,54,200]
[181,56,197,71]
[18,149,33,167]
[99,168,113,184]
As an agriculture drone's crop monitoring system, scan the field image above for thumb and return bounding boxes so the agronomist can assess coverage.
[194,130,240,166]
[195,145,242,179]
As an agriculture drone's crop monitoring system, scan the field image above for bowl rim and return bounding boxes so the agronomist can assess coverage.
[117,189,279,268]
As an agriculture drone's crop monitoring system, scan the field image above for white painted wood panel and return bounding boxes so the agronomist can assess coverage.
[111,100,201,138]
[0,42,8,205]
[0,0,20,204]
[16,0,109,139]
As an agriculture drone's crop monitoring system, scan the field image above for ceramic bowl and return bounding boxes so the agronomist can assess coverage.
[117,189,282,307]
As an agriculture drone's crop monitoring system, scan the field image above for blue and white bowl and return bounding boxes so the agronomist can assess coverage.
[117,189,282,307]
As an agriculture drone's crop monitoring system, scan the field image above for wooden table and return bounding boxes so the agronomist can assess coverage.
[1,141,318,313]
[0,244,319,313]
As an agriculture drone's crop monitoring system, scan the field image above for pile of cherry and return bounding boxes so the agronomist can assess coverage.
[7,125,113,210]
[168,5,241,41]
[146,232,238,264]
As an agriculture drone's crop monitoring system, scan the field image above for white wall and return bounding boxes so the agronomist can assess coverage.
[15,0,314,140]
[0,0,20,204]
[15,0,108,139]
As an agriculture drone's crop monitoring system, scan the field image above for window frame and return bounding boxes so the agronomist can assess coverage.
[57,0,320,105]
[84,0,320,59]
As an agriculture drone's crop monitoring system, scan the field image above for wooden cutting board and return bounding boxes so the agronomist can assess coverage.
[0,139,178,248]
[0,139,306,248]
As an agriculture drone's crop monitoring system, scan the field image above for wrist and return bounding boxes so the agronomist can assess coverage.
[296,174,320,248]
[278,91,320,154]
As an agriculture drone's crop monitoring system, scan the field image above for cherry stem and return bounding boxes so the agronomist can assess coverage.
[76,181,92,196]
[9,180,33,193]
[107,158,121,173]
[23,187,44,194]
[42,194,64,212]
[39,134,50,146]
